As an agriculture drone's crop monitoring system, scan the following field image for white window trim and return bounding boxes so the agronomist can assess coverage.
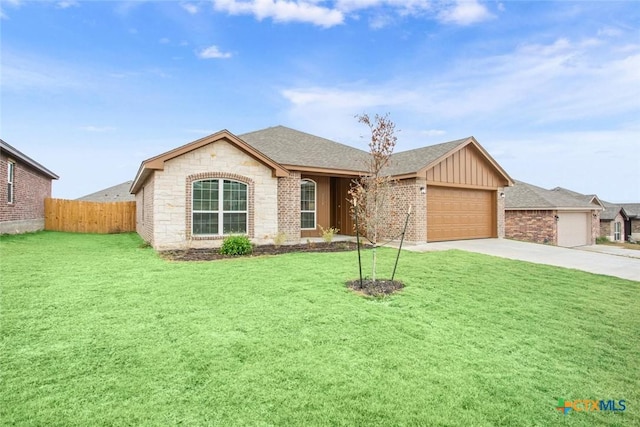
[7,160,15,204]
[192,179,248,236]
[614,222,621,241]
[301,179,317,230]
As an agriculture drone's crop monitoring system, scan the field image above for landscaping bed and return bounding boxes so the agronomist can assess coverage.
[161,241,360,261]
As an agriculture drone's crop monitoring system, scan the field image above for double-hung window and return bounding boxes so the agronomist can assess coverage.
[7,161,15,204]
[192,179,247,235]
[614,222,621,241]
[301,179,316,230]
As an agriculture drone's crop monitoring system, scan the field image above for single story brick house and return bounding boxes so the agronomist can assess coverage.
[598,202,640,242]
[504,181,602,247]
[0,140,59,234]
[130,126,513,250]
[599,202,629,242]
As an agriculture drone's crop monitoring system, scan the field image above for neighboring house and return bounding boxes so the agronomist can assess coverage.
[130,126,513,250]
[599,202,628,242]
[551,187,640,242]
[0,140,59,234]
[504,181,602,247]
[77,181,135,202]
[620,204,640,240]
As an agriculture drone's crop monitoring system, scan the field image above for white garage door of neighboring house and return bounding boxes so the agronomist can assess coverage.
[557,212,589,247]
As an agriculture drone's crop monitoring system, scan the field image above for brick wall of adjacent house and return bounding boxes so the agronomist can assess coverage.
[277,171,301,242]
[135,174,154,245]
[589,210,600,244]
[497,187,505,238]
[505,210,557,245]
[144,140,278,250]
[0,152,53,234]
[630,218,640,239]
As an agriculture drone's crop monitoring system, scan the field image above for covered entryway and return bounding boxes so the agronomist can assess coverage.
[557,212,589,247]
[427,186,496,242]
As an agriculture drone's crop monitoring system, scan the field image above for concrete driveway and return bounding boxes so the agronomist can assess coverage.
[401,239,640,282]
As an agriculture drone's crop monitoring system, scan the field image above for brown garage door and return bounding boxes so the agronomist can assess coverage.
[427,186,495,242]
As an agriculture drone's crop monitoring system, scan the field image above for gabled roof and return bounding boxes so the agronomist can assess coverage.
[77,181,135,202]
[130,126,513,192]
[240,126,369,175]
[598,201,628,221]
[550,187,604,208]
[620,203,640,218]
[240,127,513,184]
[505,181,602,210]
[0,139,59,180]
[130,130,290,193]
[386,136,513,184]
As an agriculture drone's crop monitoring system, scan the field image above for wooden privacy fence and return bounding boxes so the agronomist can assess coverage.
[45,198,136,233]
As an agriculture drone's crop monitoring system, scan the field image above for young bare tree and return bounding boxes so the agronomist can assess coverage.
[350,113,398,281]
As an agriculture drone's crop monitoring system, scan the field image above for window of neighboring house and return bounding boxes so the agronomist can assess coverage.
[192,179,247,235]
[614,221,621,241]
[301,179,316,230]
[7,161,15,204]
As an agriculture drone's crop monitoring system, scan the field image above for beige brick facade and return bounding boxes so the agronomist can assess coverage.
[497,187,505,238]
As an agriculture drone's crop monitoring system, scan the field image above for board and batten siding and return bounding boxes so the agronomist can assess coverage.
[426,144,505,189]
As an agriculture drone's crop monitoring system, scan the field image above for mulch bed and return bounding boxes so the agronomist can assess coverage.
[160,241,360,261]
[346,279,404,296]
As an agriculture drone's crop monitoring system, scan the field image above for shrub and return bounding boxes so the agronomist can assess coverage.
[272,231,287,248]
[596,236,610,244]
[319,226,340,243]
[220,235,253,256]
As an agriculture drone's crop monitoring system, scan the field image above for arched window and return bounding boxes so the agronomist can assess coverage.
[192,179,247,235]
[301,179,316,230]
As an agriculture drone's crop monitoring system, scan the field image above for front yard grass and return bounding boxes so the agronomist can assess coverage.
[1,232,638,426]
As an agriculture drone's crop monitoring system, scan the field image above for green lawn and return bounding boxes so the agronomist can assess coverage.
[1,232,638,426]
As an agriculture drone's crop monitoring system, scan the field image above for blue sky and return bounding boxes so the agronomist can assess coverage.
[1,0,639,202]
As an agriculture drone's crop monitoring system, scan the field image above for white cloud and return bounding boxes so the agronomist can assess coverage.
[198,45,233,59]
[159,37,170,44]
[278,36,640,145]
[181,2,198,14]
[438,0,493,25]
[213,0,344,27]
[57,1,79,9]
[80,126,116,132]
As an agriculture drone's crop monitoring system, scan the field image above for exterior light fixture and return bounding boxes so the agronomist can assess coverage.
[420,186,426,194]
[499,192,505,198]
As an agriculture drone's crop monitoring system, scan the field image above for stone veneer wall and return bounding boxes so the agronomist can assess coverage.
[277,171,301,242]
[505,210,557,245]
[150,140,278,250]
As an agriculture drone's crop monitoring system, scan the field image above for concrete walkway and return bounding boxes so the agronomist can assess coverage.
[399,238,640,282]
[576,244,640,259]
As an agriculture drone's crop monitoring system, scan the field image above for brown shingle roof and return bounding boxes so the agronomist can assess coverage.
[505,181,600,210]
[239,126,369,173]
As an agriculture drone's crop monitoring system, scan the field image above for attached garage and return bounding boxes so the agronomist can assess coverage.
[557,212,589,247]
[427,186,496,241]
[504,181,602,247]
